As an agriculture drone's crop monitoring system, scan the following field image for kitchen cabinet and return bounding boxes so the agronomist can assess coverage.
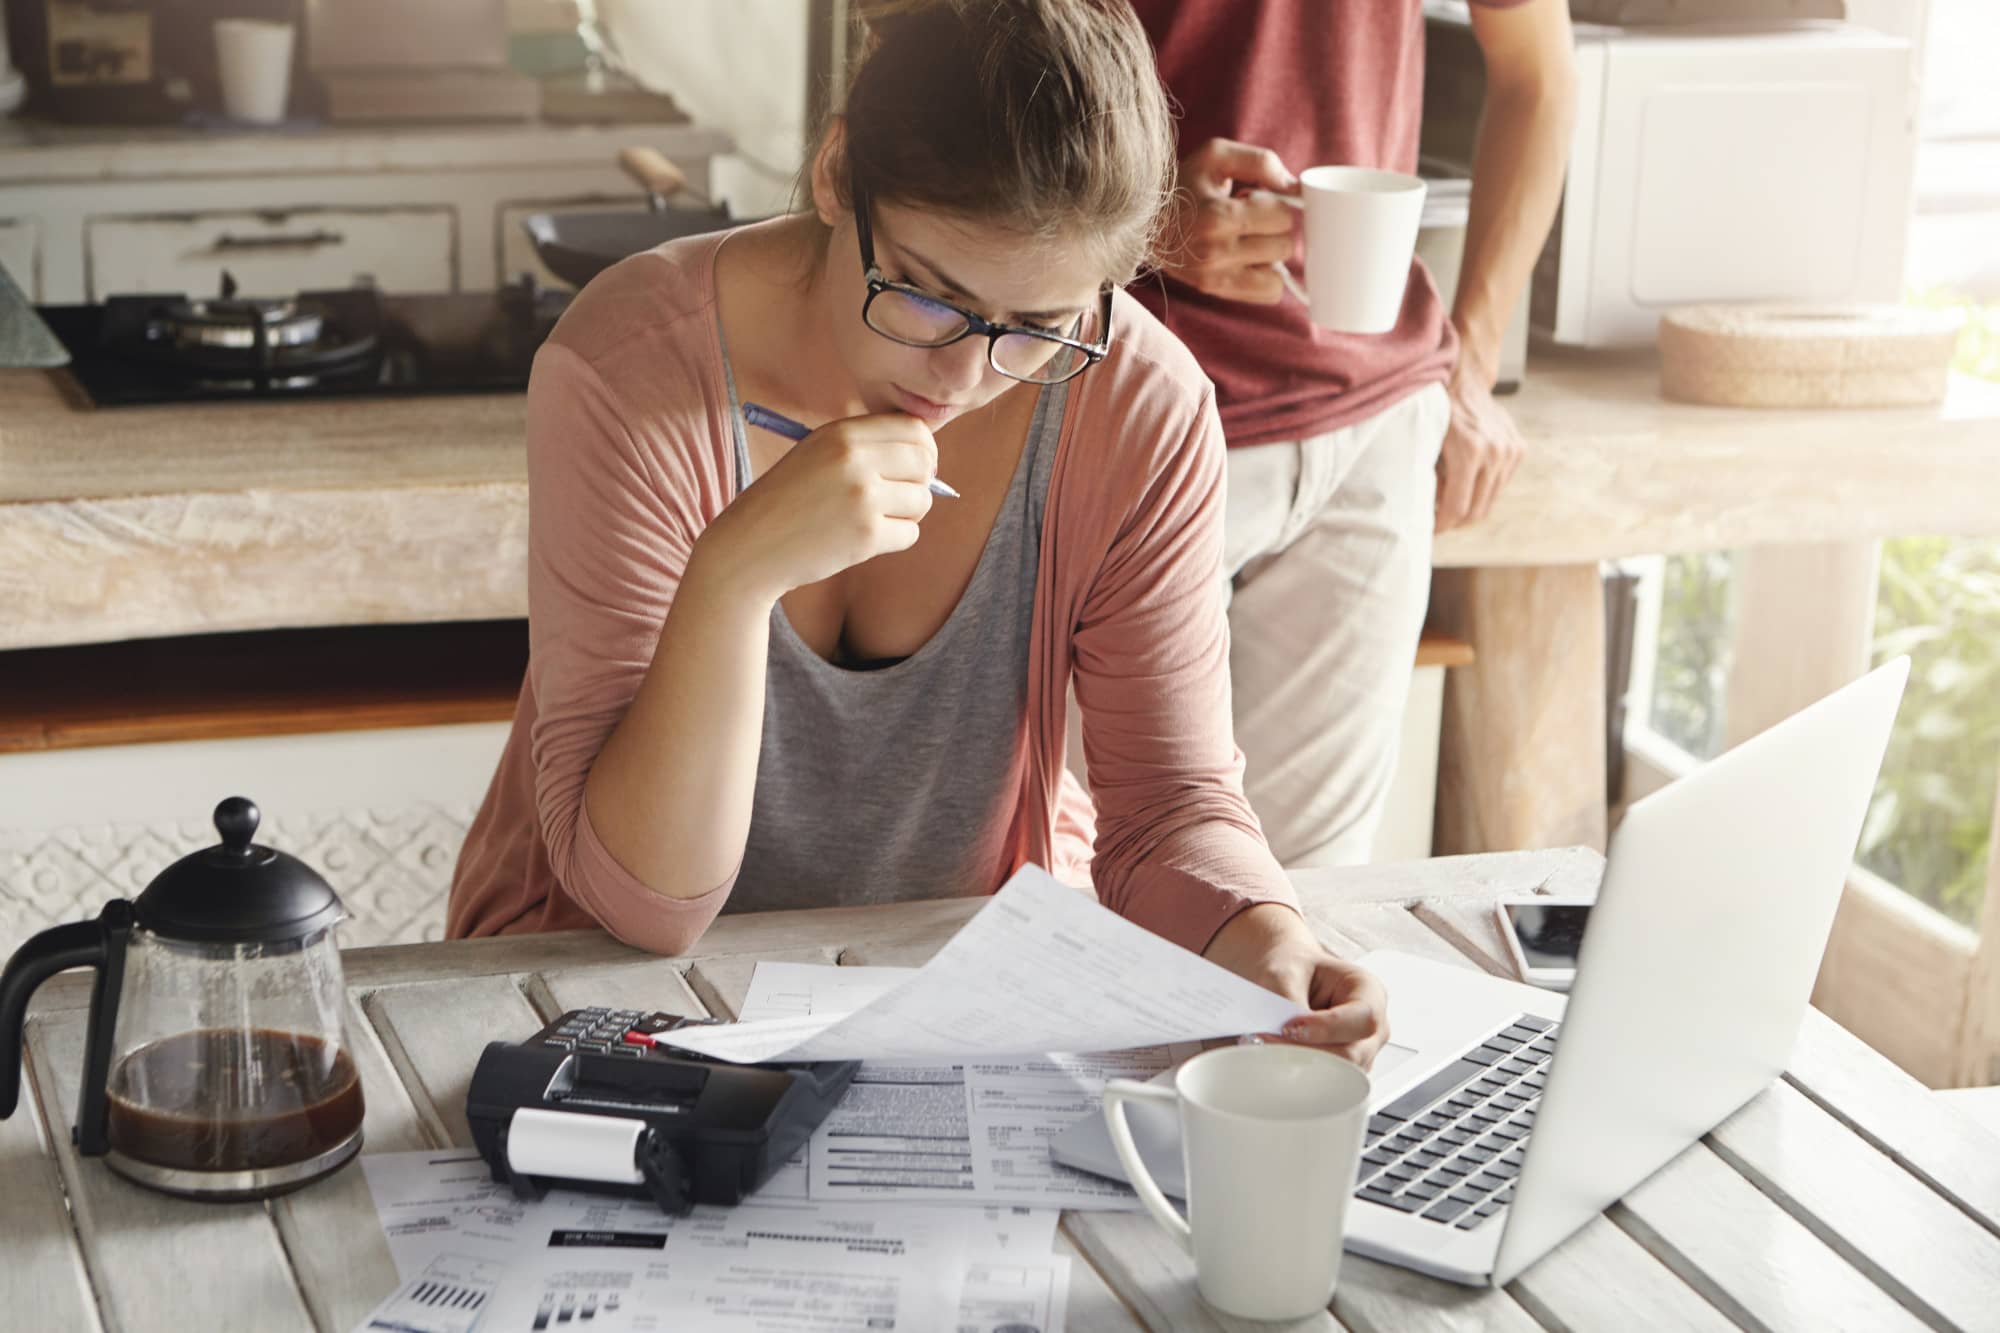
[87,207,456,299]
[0,622,525,954]
[0,217,39,299]
[0,120,731,302]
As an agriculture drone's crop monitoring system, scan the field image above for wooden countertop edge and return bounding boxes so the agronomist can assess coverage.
[0,621,1472,756]
[4,354,1997,508]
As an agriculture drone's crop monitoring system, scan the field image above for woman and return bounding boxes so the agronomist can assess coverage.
[449,0,1388,1067]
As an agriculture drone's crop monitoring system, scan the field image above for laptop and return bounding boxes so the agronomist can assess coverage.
[1051,657,1908,1286]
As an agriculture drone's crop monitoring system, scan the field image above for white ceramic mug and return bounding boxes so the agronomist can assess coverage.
[1103,1043,1371,1322]
[1274,165,1428,334]
[214,19,295,125]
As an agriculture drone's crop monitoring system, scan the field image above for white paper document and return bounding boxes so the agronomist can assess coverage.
[660,864,1302,1064]
[357,1253,507,1333]
[356,1151,1065,1333]
[741,961,1197,1210]
[963,1254,1072,1333]
[471,1197,965,1333]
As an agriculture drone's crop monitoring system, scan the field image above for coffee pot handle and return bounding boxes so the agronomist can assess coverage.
[0,903,133,1152]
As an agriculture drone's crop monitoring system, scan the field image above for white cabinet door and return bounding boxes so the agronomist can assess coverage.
[85,207,455,299]
[0,217,40,299]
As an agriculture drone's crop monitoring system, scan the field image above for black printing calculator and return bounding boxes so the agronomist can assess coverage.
[465,1007,858,1214]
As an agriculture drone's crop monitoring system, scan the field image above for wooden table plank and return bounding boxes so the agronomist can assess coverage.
[1610,1144,1928,1333]
[1300,900,1462,961]
[1786,1008,2000,1239]
[1703,1079,2000,1332]
[25,1011,316,1333]
[527,957,706,1023]
[1055,1229,1148,1332]
[277,996,439,1333]
[1506,1215,1736,1333]
[686,947,840,1019]
[1286,848,1604,907]
[837,925,973,967]
[1334,1254,1545,1333]
[1062,1210,1348,1332]
[0,1064,103,1332]
[363,975,546,1149]
[1410,896,1524,978]
[25,929,639,1015]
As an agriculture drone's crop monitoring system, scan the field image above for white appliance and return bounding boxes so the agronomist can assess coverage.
[1422,5,1917,347]
[0,14,25,116]
[1053,657,1909,1285]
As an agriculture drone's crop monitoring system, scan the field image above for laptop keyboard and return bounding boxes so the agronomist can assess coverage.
[1354,1013,1560,1230]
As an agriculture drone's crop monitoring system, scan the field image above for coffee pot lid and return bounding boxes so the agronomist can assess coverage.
[134,797,345,944]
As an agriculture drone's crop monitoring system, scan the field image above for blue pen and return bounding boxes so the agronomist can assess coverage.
[742,401,961,500]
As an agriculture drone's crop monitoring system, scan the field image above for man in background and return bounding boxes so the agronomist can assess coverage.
[1127,0,1576,866]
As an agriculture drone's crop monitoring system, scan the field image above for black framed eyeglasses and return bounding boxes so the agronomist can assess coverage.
[853,180,1112,386]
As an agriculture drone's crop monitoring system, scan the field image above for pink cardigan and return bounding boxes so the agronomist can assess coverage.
[447,226,1299,957]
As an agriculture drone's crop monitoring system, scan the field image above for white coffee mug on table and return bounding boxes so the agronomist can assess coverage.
[1273,165,1428,334]
[1103,1043,1371,1322]
[214,19,295,125]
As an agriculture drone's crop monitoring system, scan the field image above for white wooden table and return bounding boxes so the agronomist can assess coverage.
[8,848,2000,1332]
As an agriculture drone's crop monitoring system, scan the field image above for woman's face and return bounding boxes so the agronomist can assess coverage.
[817,197,1110,430]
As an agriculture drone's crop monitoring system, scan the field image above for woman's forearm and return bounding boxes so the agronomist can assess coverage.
[582,537,776,900]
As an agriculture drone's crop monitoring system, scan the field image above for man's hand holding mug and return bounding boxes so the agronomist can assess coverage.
[1159,138,1301,305]
[1162,134,1523,530]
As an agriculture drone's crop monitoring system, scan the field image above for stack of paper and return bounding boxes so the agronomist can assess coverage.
[658,864,1303,1064]
[356,1151,1066,1333]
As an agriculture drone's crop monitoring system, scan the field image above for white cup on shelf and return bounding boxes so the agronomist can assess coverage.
[1102,1042,1371,1322]
[214,19,296,125]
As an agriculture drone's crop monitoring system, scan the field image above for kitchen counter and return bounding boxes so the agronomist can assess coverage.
[6,347,1999,860]
[5,347,1998,649]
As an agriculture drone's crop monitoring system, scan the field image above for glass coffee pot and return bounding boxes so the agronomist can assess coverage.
[0,797,365,1199]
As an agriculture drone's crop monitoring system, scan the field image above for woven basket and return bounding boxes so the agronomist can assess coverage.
[1659,304,1964,408]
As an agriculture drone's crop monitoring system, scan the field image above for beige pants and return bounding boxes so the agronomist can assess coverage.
[1223,382,1451,868]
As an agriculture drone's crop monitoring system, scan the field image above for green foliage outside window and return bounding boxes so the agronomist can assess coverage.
[1864,533,2000,926]
[1864,294,2000,928]
[1648,552,1734,762]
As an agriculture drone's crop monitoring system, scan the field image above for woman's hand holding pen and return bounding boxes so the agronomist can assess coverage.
[703,413,940,602]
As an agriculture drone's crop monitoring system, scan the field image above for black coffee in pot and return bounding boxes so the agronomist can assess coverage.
[106,1029,363,1172]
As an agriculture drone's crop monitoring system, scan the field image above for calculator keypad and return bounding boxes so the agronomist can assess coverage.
[536,1008,719,1058]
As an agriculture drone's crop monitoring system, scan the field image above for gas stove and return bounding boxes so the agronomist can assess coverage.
[36,274,572,408]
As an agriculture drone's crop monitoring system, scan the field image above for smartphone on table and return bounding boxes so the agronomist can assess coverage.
[1496,897,1596,992]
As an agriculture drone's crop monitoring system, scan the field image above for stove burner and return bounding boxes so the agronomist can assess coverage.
[161,295,326,352]
[117,272,381,381]
[36,275,570,407]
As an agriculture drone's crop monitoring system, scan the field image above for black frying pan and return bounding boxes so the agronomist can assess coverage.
[523,148,743,289]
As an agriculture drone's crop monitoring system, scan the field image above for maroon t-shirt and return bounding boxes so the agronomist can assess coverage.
[1129,0,1514,447]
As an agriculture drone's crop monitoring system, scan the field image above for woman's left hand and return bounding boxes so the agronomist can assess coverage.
[1203,903,1391,1069]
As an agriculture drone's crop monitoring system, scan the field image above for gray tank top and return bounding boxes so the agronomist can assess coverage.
[721,357,1066,913]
